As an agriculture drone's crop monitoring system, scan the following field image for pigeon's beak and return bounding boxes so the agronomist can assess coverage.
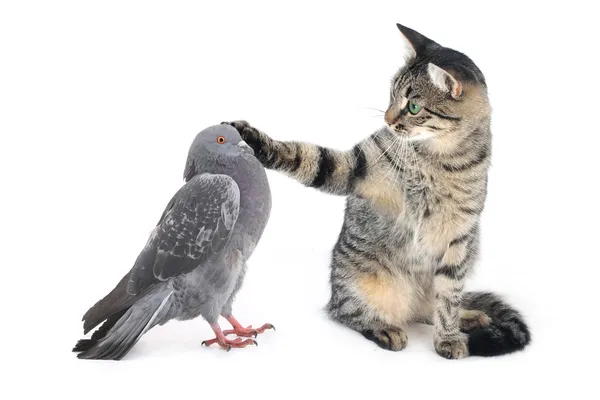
[238,140,254,156]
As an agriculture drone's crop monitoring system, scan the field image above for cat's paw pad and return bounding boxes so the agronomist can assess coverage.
[362,327,408,351]
[435,337,469,359]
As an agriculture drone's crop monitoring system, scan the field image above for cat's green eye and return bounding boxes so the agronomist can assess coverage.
[408,100,422,115]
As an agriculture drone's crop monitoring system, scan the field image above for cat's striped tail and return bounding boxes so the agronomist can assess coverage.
[462,291,531,356]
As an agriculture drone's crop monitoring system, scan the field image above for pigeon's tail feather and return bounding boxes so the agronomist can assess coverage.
[73,308,128,353]
[81,272,137,335]
[81,239,160,335]
[74,288,173,360]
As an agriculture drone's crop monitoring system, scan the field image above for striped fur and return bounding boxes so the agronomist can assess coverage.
[226,24,530,358]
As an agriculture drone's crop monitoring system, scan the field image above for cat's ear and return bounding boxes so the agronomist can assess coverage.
[427,63,463,99]
[396,23,434,56]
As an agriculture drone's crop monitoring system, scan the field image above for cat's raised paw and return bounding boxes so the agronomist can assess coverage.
[362,327,408,351]
[222,120,252,133]
[222,120,272,164]
[435,337,468,359]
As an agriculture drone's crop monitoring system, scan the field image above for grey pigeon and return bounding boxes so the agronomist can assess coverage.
[73,124,273,360]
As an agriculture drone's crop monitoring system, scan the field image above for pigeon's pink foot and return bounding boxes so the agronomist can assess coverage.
[201,336,256,351]
[223,316,275,338]
[202,323,257,351]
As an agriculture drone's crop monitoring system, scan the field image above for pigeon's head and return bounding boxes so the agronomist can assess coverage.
[183,124,254,181]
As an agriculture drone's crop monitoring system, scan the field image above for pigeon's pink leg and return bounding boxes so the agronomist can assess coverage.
[201,323,257,351]
[222,316,275,338]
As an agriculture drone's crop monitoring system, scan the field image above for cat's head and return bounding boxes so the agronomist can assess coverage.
[386,24,490,152]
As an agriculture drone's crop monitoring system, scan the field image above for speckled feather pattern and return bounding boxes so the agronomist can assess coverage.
[74,125,271,360]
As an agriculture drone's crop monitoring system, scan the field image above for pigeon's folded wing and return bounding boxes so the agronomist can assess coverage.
[127,173,240,295]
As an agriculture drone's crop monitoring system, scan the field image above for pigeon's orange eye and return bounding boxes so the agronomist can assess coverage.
[217,136,226,144]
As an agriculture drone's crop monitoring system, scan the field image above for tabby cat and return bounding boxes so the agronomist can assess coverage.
[225,24,530,358]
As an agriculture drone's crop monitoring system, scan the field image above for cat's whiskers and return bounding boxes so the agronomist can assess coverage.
[370,126,388,142]
[364,106,386,114]
[408,140,423,188]
[384,139,404,185]
[391,134,409,185]
[395,136,409,184]
[389,137,402,183]
[377,136,403,184]
[368,130,399,168]
[364,106,386,119]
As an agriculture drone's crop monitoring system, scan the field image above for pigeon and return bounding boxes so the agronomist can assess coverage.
[73,124,273,360]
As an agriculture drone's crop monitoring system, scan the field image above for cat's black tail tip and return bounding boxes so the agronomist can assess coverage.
[462,291,531,357]
[468,320,531,357]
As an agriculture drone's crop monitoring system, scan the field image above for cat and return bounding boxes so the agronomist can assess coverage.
[224,23,530,359]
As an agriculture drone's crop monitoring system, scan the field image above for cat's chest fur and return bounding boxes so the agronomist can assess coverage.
[421,181,475,255]
[369,166,479,266]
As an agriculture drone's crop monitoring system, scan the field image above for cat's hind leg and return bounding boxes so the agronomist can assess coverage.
[326,288,409,352]
[415,309,492,333]
[326,259,415,351]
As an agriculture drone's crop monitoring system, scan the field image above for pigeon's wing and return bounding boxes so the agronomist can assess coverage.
[127,173,240,295]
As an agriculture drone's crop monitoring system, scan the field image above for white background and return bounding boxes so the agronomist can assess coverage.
[1,0,598,398]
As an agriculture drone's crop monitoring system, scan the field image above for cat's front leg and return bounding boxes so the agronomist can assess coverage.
[432,241,475,359]
[223,120,368,197]
[432,274,467,359]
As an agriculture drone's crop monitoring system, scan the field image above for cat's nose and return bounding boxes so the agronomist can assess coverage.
[384,105,401,125]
